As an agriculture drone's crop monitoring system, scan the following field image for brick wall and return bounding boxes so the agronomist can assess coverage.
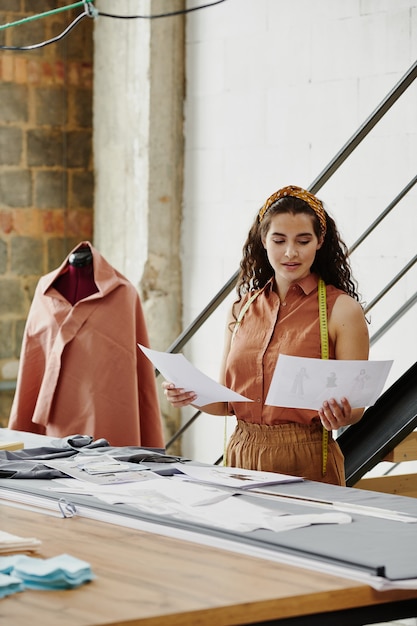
[0,1,93,425]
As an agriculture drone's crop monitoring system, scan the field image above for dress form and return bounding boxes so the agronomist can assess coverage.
[53,245,99,305]
[9,241,165,447]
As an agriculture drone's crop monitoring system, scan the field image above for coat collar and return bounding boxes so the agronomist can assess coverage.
[43,241,127,298]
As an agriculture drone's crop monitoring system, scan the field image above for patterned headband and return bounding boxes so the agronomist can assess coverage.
[258,185,327,237]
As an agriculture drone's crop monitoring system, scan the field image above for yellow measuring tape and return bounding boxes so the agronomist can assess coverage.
[318,277,329,476]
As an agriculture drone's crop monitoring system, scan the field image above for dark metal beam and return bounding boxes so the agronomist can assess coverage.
[338,361,417,486]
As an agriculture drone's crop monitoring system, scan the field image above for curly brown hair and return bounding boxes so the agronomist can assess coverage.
[236,195,360,301]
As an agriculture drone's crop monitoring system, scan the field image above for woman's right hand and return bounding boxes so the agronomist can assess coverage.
[162,381,198,407]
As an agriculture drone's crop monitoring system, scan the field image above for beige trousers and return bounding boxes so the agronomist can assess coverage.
[226,420,345,486]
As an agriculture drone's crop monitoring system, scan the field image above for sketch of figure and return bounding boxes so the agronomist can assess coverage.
[291,367,309,395]
[351,368,370,394]
[326,372,337,388]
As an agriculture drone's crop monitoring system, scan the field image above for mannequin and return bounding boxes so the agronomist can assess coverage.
[9,241,164,448]
[52,244,98,305]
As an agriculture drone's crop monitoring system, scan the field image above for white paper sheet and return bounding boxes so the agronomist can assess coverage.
[265,355,393,410]
[138,344,253,406]
[173,464,303,489]
[50,477,350,533]
[0,531,41,554]
[43,455,154,485]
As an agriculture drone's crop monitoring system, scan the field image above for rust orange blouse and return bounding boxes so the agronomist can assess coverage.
[225,273,346,425]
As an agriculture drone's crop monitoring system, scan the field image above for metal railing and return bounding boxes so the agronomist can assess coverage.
[165,58,417,451]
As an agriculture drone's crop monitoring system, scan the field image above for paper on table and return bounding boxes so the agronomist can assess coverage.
[138,344,253,406]
[43,455,154,485]
[265,355,393,410]
[0,531,41,554]
[64,476,349,533]
[174,464,303,489]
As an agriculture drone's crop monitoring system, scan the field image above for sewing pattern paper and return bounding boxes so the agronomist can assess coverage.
[265,355,393,410]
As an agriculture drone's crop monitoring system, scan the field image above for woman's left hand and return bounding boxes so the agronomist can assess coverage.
[318,397,352,430]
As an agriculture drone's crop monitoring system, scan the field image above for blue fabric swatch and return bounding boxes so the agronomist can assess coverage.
[0,553,95,590]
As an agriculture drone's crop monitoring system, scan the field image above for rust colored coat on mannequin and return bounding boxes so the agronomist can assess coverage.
[8,242,164,448]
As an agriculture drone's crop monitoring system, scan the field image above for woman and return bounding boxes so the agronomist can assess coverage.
[163,185,369,485]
